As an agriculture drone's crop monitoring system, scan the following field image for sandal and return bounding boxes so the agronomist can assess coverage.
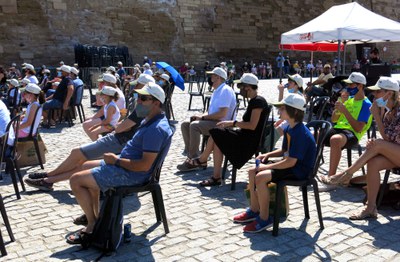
[177,158,207,172]
[349,207,378,220]
[66,230,91,245]
[73,214,88,226]
[199,176,221,187]
[319,172,353,186]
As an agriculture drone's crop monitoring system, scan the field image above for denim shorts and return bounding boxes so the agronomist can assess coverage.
[80,133,125,160]
[43,99,63,110]
[91,160,150,192]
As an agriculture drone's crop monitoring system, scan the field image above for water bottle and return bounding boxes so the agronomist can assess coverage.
[124,223,132,243]
[284,83,289,89]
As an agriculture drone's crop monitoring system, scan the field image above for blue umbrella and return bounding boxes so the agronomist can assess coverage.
[156,62,185,91]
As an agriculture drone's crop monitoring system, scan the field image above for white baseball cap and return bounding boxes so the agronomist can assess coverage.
[160,73,170,81]
[206,67,227,80]
[343,72,366,85]
[21,78,31,85]
[98,73,117,84]
[367,76,399,92]
[7,79,20,87]
[135,82,165,103]
[23,63,35,71]
[287,74,304,87]
[273,93,306,112]
[98,86,117,96]
[70,67,79,75]
[143,63,150,68]
[57,65,71,73]
[117,61,123,65]
[53,82,60,86]
[130,74,155,85]
[107,66,116,73]
[21,83,41,94]
[234,73,258,85]
[43,69,51,74]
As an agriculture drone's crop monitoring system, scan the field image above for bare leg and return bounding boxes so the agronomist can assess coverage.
[70,168,101,233]
[198,137,215,163]
[87,126,109,141]
[328,134,347,176]
[248,168,259,213]
[48,148,87,177]
[46,160,101,184]
[83,118,101,138]
[212,144,223,179]
[365,156,397,211]
[255,170,272,220]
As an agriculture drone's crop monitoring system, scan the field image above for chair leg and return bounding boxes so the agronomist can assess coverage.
[272,183,283,236]
[377,170,391,209]
[151,190,161,222]
[222,157,228,181]
[77,106,83,123]
[33,138,44,170]
[80,105,86,122]
[302,185,310,219]
[188,95,193,110]
[0,195,15,242]
[312,179,324,230]
[155,185,169,234]
[230,168,237,191]
[0,231,7,256]
[13,160,25,192]
[357,145,366,176]
[346,148,352,167]
[6,160,20,199]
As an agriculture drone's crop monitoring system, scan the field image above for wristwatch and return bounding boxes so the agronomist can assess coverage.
[233,120,237,127]
[114,158,121,167]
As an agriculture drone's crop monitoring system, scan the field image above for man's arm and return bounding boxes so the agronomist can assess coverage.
[104,152,158,172]
[336,102,366,132]
[114,118,136,133]
[63,84,74,110]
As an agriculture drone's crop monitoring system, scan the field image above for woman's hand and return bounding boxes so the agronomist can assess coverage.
[256,153,269,163]
[366,138,376,150]
[370,101,380,117]
[216,120,233,128]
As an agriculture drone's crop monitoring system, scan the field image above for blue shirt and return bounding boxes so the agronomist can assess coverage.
[282,122,316,179]
[117,68,126,77]
[120,114,173,179]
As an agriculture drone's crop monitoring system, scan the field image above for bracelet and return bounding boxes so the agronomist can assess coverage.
[233,120,237,127]
[114,158,121,167]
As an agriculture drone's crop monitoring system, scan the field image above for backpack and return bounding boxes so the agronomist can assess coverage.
[81,189,124,258]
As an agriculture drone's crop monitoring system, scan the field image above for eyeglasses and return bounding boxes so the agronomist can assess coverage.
[138,95,154,102]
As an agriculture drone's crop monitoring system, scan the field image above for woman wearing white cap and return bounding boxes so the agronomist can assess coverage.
[22,63,39,84]
[19,84,45,138]
[323,77,400,220]
[84,86,120,141]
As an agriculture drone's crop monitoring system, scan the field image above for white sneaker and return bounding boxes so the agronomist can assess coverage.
[318,181,337,192]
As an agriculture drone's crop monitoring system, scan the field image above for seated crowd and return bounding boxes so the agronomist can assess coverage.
[0,57,399,242]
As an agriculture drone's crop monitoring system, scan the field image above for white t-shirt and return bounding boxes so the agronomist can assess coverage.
[20,101,42,135]
[104,101,120,128]
[25,75,39,84]
[115,88,126,110]
[144,69,153,76]
[208,83,236,121]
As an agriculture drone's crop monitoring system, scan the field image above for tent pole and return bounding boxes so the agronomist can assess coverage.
[343,41,347,75]
[310,51,313,83]
[337,40,341,75]
[279,47,283,84]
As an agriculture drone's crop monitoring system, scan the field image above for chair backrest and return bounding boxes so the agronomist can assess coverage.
[74,85,84,105]
[27,105,43,138]
[306,120,332,180]
[307,96,330,123]
[257,105,273,153]
[5,114,21,159]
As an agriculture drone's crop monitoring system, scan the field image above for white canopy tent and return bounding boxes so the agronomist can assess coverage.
[280,2,400,73]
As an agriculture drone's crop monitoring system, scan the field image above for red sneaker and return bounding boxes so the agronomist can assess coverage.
[233,209,258,223]
[243,216,273,233]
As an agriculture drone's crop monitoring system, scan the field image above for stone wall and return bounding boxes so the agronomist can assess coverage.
[0,0,399,68]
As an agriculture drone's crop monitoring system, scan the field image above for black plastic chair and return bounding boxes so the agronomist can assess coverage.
[188,77,206,110]
[164,84,175,120]
[307,96,330,123]
[271,120,332,236]
[72,84,85,123]
[2,115,26,199]
[17,105,44,169]
[107,129,174,234]
[0,193,15,256]
[221,105,272,190]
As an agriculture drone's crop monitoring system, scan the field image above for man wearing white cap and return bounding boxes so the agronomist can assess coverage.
[178,67,236,167]
[64,83,172,242]
[319,72,372,191]
[143,63,153,76]
[42,65,74,126]
[117,61,126,79]
[305,64,333,101]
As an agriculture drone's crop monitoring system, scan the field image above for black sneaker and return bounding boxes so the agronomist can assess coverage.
[25,178,53,191]
[28,172,48,179]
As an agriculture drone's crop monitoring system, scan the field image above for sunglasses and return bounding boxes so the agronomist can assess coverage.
[138,95,154,102]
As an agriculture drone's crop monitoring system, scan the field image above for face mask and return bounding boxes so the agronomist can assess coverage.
[135,103,152,118]
[375,97,388,108]
[133,93,138,100]
[288,88,295,93]
[346,87,358,96]
[57,71,62,77]
[239,88,248,98]
[157,80,164,86]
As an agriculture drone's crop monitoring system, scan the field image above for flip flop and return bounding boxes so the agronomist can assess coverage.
[199,176,221,187]
[73,214,88,226]
[66,230,91,245]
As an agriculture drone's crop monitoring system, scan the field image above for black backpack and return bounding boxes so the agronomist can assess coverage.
[81,189,124,257]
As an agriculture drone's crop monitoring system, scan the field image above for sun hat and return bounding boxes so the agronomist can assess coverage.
[98,73,117,84]
[367,76,399,92]
[70,67,79,75]
[342,72,367,85]
[107,66,116,73]
[7,79,20,87]
[23,63,35,72]
[324,64,331,68]
[234,73,258,85]
[130,74,155,85]
[98,86,117,96]
[57,65,71,73]
[135,82,165,103]
[20,83,41,94]
[206,67,227,80]
[21,78,31,85]
[117,61,123,65]
[287,74,303,87]
[273,93,306,111]
[43,69,51,74]
[160,74,170,81]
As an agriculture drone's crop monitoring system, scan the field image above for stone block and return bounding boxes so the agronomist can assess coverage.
[0,44,3,53]
[2,4,17,13]
[19,50,34,59]
[53,2,67,10]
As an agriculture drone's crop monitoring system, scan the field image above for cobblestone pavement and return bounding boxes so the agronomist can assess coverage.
[1,77,400,262]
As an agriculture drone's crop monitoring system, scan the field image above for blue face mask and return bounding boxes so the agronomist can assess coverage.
[133,93,138,100]
[375,97,388,108]
[157,80,164,86]
[135,103,152,118]
[346,87,358,96]
[288,88,295,93]
[57,71,62,77]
